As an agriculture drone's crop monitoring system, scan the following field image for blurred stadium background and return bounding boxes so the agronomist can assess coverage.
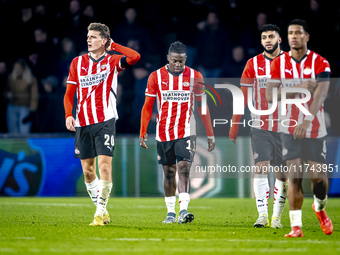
[1,0,340,199]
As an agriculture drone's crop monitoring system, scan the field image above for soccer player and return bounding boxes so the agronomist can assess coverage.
[63,23,140,226]
[266,19,333,237]
[229,24,289,228]
[139,41,215,224]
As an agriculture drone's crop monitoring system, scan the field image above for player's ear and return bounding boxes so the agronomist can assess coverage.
[167,54,170,62]
[306,33,310,42]
[278,37,282,44]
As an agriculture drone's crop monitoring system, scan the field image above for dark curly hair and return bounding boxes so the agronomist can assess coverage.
[168,41,187,54]
[259,24,281,36]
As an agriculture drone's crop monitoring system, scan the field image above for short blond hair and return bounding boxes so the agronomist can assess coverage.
[88,23,110,48]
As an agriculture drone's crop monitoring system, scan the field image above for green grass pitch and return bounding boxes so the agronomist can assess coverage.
[0,197,339,254]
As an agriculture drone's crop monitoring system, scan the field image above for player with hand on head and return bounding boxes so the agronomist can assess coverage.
[266,19,333,237]
[63,22,140,226]
[139,41,215,224]
[230,24,289,228]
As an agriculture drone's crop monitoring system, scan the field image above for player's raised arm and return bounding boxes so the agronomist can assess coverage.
[107,39,140,67]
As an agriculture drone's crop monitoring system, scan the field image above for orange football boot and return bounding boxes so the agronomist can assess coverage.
[284,226,304,238]
[312,203,333,235]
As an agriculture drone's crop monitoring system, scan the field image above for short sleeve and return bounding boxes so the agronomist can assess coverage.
[267,57,281,83]
[145,72,157,97]
[240,59,255,87]
[109,55,125,73]
[315,55,331,76]
[66,58,78,86]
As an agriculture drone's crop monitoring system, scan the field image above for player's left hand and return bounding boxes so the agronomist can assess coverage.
[139,133,148,149]
[106,38,114,51]
[207,136,215,152]
[293,120,310,139]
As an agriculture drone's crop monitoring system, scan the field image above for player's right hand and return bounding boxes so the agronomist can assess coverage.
[230,138,237,144]
[299,80,317,93]
[66,116,76,132]
[139,133,148,149]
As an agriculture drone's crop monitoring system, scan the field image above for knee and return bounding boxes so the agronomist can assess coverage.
[164,167,176,180]
[83,166,95,179]
[99,162,111,176]
[178,164,191,179]
[312,178,327,192]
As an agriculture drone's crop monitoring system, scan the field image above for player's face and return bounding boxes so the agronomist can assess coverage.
[288,25,309,50]
[87,30,106,53]
[261,31,281,54]
[167,53,187,74]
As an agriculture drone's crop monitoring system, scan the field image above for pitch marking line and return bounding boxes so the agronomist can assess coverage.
[90,237,340,244]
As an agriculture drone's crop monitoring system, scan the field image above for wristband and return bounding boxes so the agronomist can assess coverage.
[304,115,315,122]
[207,136,215,143]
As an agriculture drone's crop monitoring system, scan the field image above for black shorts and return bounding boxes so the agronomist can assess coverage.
[157,136,196,165]
[280,133,327,163]
[75,118,116,159]
[250,128,284,166]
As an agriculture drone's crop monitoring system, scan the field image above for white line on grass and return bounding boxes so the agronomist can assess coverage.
[0,237,35,240]
[89,237,340,244]
[0,202,212,209]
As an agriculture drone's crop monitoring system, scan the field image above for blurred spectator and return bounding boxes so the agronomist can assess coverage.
[113,7,154,66]
[58,37,77,81]
[4,59,38,134]
[221,45,247,79]
[132,65,150,132]
[195,12,230,78]
[240,12,268,57]
[29,27,59,82]
[36,75,66,132]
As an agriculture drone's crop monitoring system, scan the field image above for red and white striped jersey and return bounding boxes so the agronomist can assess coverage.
[241,52,283,132]
[268,50,331,138]
[67,53,124,127]
[145,65,204,142]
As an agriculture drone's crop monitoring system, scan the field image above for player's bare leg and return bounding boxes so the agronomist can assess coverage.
[308,161,333,235]
[272,170,288,228]
[253,161,270,228]
[285,158,304,237]
[90,155,113,226]
[162,164,177,223]
[81,158,99,207]
[177,161,194,224]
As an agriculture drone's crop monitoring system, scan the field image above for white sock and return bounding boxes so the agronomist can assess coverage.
[179,193,190,212]
[95,180,112,217]
[85,177,99,206]
[289,210,302,228]
[253,174,269,216]
[272,179,288,219]
[314,195,327,212]
[165,196,176,214]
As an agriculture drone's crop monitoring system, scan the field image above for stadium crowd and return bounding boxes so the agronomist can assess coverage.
[1,0,340,135]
